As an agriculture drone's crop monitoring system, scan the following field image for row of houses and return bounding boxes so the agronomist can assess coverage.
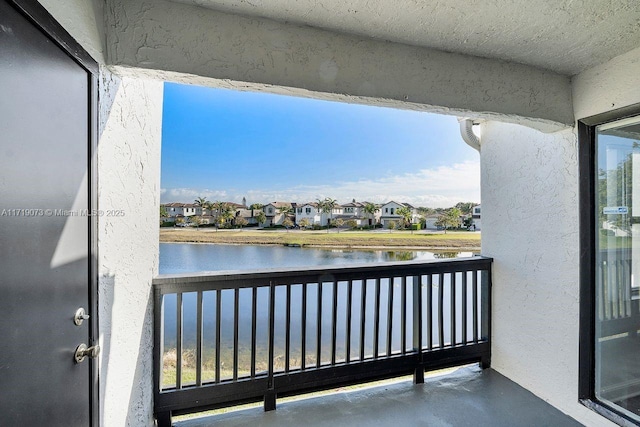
[162,200,481,230]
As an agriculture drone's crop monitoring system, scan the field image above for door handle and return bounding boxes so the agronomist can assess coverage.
[74,343,100,364]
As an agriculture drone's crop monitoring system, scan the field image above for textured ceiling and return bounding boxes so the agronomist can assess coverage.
[173,0,640,76]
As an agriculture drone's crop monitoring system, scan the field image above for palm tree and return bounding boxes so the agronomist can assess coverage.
[210,201,225,220]
[396,206,413,230]
[316,198,327,230]
[248,203,263,224]
[319,197,338,232]
[194,197,208,217]
[204,201,214,217]
[277,205,292,226]
[363,202,377,228]
[220,203,234,227]
[255,211,266,227]
[208,201,227,230]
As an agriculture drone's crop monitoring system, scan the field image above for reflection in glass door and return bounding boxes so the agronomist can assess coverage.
[595,115,640,421]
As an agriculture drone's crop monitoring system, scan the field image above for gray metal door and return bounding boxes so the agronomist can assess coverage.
[0,2,97,425]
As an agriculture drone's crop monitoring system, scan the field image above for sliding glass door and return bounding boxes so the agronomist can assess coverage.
[593,115,640,421]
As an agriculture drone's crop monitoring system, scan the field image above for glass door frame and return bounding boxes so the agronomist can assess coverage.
[579,104,640,427]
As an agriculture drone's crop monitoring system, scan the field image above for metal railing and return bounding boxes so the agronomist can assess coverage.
[153,256,492,426]
[597,249,640,337]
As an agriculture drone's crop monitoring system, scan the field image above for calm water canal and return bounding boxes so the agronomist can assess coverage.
[159,243,473,274]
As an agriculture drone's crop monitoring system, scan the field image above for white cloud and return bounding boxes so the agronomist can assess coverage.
[161,161,480,208]
[161,188,227,202]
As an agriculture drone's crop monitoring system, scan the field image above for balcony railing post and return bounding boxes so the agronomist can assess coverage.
[153,288,165,425]
[176,293,183,389]
[156,411,172,427]
[480,268,491,369]
[266,280,277,411]
[412,275,424,384]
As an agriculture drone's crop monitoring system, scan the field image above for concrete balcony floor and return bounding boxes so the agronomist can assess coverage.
[175,365,583,427]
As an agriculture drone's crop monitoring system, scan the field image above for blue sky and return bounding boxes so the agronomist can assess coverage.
[161,82,480,207]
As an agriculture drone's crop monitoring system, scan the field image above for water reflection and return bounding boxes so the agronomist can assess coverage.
[433,252,460,259]
[159,243,473,274]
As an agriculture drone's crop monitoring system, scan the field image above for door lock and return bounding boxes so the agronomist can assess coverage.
[74,343,100,363]
[73,307,90,326]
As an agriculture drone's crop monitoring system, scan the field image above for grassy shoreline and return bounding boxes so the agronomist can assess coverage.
[159,228,481,251]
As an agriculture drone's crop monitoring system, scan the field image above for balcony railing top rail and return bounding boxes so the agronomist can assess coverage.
[153,255,493,427]
[154,256,491,290]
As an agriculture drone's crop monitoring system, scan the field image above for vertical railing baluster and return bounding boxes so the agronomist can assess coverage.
[360,280,367,361]
[617,260,623,317]
[346,280,353,363]
[473,270,478,343]
[331,281,338,365]
[156,292,165,391]
[600,261,611,320]
[387,277,394,356]
[628,259,635,318]
[196,291,203,387]
[285,284,291,373]
[301,283,307,370]
[176,293,183,390]
[268,282,276,387]
[426,275,432,351]
[462,272,467,345]
[412,276,422,353]
[401,276,407,355]
[233,288,239,381]
[412,275,423,384]
[624,259,631,317]
[373,278,381,359]
[617,259,622,317]
[215,289,221,383]
[614,261,620,319]
[597,263,604,321]
[438,273,444,349]
[251,287,257,378]
[316,283,323,367]
[264,282,277,412]
[451,272,456,346]
[607,260,614,319]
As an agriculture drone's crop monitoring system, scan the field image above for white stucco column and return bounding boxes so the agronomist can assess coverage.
[480,122,616,426]
[98,71,164,426]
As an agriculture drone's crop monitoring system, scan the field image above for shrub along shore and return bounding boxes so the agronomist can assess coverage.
[159,228,481,251]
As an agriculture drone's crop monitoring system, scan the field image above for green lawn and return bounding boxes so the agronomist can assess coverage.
[160,228,481,249]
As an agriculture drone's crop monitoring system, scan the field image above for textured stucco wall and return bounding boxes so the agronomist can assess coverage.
[481,122,616,426]
[103,0,573,131]
[573,46,640,120]
[38,0,105,63]
[97,71,163,427]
